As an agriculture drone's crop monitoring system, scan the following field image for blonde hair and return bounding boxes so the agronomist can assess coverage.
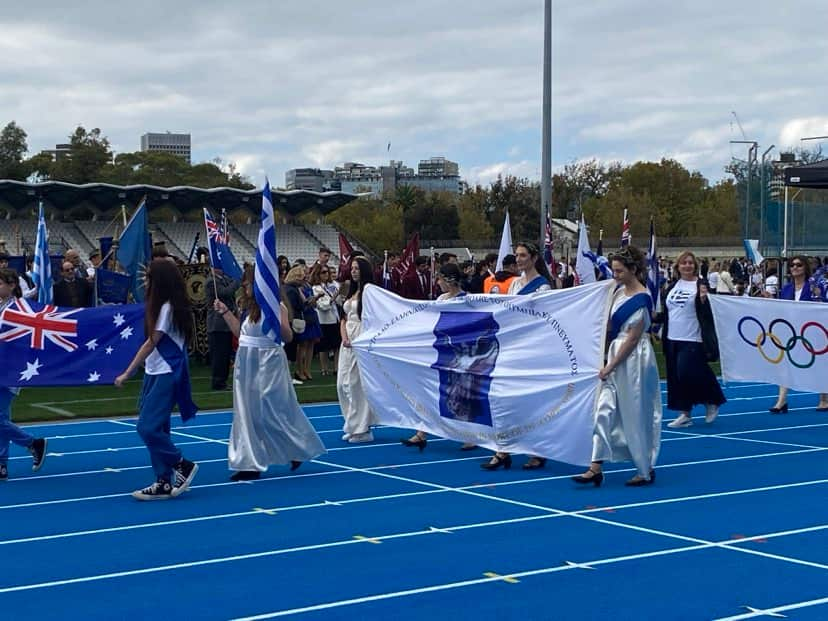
[674,251,699,276]
[284,265,306,285]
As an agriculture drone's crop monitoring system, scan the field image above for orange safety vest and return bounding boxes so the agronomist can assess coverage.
[483,274,516,294]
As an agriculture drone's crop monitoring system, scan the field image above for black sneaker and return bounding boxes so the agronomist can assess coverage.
[29,438,47,472]
[132,478,173,501]
[171,458,199,497]
[0,463,7,481]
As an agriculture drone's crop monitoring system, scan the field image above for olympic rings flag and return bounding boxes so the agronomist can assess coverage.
[709,295,828,393]
[351,280,615,466]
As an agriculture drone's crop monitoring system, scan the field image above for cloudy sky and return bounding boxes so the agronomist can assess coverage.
[2,1,827,188]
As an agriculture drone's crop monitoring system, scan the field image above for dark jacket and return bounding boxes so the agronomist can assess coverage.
[53,277,92,308]
[205,273,240,332]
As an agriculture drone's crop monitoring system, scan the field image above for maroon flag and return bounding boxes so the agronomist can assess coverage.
[337,232,355,281]
[394,232,420,280]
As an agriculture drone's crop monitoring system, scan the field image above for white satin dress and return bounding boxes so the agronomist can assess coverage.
[337,298,377,436]
[591,288,662,478]
[228,317,326,472]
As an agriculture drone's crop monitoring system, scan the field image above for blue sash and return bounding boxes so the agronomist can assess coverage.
[608,291,652,341]
[518,276,548,295]
[156,334,199,422]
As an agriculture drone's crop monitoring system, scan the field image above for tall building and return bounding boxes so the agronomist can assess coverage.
[140,132,191,163]
[285,168,336,191]
[418,157,459,177]
[40,143,72,161]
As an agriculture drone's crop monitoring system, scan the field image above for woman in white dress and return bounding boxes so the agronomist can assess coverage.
[214,266,326,481]
[573,246,662,487]
[482,242,555,471]
[338,256,378,443]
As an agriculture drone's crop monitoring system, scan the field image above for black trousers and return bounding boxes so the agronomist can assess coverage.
[208,331,233,389]
[664,339,726,412]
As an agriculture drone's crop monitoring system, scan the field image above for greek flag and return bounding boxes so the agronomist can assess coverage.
[32,202,53,305]
[254,179,282,344]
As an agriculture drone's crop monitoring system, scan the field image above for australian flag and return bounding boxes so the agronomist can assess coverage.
[204,208,242,280]
[0,300,145,386]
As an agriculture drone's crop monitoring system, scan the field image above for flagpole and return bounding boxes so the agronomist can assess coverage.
[429,246,435,300]
[540,0,552,250]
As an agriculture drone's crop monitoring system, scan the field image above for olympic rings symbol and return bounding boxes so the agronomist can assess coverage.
[738,316,828,369]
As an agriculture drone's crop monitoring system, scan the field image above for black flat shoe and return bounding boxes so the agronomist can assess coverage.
[481,454,512,470]
[400,437,427,452]
[769,404,788,414]
[290,461,302,471]
[522,457,547,470]
[572,470,603,487]
[230,470,261,481]
[816,406,828,412]
[460,443,478,451]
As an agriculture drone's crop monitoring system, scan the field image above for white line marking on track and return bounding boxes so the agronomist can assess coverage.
[714,596,828,620]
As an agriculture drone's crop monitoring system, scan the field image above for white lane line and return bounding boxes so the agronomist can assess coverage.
[3,474,827,548]
[713,596,828,620]
[5,440,206,462]
[30,404,76,418]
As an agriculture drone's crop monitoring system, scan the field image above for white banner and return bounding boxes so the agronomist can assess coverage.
[351,281,614,466]
[709,295,828,394]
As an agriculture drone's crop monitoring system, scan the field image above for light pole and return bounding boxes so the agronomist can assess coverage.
[730,140,758,238]
[759,144,774,251]
[540,0,552,250]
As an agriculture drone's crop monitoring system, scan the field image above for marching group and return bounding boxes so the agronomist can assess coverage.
[1,243,826,500]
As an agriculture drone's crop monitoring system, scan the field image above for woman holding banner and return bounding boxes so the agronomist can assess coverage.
[213,266,325,480]
[660,251,726,428]
[338,256,378,443]
[482,242,555,471]
[573,246,661,487]
[769,256,828,413]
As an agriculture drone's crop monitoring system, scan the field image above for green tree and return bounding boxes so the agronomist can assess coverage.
[49,126,113,184]
[0,121,29,180]
[327,197,404,255]
[457,187,494,241]
[487,175,541,243]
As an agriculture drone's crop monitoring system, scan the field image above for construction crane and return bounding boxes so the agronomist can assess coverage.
[731,111,747,140]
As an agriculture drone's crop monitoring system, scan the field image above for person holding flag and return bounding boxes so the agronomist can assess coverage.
[0,268,48,481]
[204,209,242,391]
[214,266,326,480]
[115,259,199,500]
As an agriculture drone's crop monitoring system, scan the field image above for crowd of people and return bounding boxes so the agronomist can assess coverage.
[1,240,826,498]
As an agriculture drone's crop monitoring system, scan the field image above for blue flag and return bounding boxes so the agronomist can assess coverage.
[32,203,53,305]
[116,199,151,302]
[0,300,145,386]
[646,218,661,312]
[254,179,282,344]
[203,208,242,280]
[96,268,131,304]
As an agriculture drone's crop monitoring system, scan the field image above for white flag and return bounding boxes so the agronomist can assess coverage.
[352,281,615,466]
[575,215,596,284]
[495,211,513,273]
[709,295,828,394]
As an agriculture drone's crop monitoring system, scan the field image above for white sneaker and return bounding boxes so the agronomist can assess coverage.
[667,414,693,428]
[292,378,303,385]
[348,431,374,443]
[341,433,351,441]
[705,404,719,424]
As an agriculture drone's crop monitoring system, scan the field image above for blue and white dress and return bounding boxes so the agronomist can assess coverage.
[229,316,326,472]
[592,287,662,478]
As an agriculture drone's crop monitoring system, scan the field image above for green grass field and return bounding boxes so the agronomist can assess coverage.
[11,341,719,423]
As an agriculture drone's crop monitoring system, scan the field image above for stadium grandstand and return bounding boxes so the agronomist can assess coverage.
[0,180,363,265]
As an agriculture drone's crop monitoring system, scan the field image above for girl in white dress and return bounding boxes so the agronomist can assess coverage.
[573,246,662,487]
[214,266,325,481]
[338,257,378,443]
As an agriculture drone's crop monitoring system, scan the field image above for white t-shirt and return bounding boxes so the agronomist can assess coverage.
[707,271,719,290]
[764,275,778,296]
[144,302,186,375]
[665,279,702,342]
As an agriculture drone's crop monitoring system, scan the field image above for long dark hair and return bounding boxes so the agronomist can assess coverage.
[348,256,374,319]
[144,259,193,343]
[516,241,552,285]
[239,263,261,323]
